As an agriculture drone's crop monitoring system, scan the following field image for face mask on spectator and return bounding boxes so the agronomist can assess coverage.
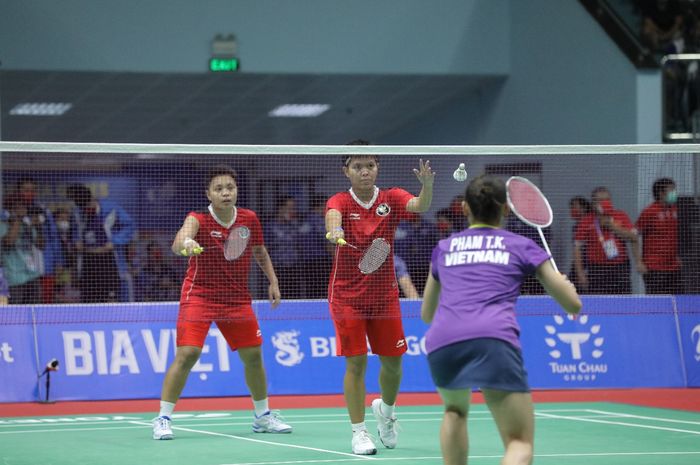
[57,220,70,232]
[665,190,678,205]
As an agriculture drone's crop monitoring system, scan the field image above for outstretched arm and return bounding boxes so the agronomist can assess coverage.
[406,159,435,213]
[172,215,201,256]
[253,245,281,308]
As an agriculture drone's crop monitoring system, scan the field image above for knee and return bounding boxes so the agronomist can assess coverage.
[240,348,264,368]
[345,359,366,378]
[444,405,467,419]
[174,348,201,369]
[379,356,402,377]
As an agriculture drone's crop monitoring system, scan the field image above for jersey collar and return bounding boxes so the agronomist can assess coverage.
[469,223,498,229]
[349,186,379,209]
[208,204,237,228]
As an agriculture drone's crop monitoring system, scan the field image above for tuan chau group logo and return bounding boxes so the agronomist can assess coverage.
[544,314,607,382]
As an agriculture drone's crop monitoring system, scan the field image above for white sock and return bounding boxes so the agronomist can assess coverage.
[159,400,175,418]
[253,398,269,417]
[381,401,395,418]
[351,421,367,433]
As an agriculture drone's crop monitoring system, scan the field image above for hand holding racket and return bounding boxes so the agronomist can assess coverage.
[180,238,204,257]
[326,232,391,274]
[506,176,559,273]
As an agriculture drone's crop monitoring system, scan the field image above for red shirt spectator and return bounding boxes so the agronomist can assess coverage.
[636,201,680,271]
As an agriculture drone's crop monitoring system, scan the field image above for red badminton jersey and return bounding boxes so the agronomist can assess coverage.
[326,187,414,305]
[180,208,264,305]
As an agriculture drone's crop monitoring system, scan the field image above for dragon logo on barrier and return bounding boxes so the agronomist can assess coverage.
[692,325,700,362]
[544,314,607,382]
[271,330,305,367]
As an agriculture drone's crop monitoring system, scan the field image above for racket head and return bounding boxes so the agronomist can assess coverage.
[224,226,250,260]
[506,176,553,228]
[358,238,391,274]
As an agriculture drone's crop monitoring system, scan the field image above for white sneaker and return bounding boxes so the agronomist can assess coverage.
[252,410,292,433]
[152,416,174,440]
[351,430,377,455]
[372,398,398,448]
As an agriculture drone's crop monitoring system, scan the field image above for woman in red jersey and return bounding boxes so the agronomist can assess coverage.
[152,165,290,440]
[325,140,434,455]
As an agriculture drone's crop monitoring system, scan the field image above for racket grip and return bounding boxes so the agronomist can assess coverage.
[325,232,347,246]
[180,246,204,256]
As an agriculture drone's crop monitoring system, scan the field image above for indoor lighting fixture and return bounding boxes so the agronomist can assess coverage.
[268,104,330,118]
[9,102,73,116]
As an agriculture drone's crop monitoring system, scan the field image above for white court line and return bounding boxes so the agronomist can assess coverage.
[219,451,700,465]
[536,412,700,435]
[1,414,640,434]
[129,421,373,461]
[585,408,700,426]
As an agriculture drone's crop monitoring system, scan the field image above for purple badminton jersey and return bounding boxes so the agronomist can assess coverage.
[425,227,550,353]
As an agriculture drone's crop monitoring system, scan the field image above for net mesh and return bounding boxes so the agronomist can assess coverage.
[0,141,698,325]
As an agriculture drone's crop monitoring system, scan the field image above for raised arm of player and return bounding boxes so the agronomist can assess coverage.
[406,159,435,213]
[172,215,201,256]
[252,245,281,308]
[325,208,345,244]
[536,260,582,315]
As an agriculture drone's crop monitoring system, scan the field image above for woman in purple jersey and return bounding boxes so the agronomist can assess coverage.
[421,175,581,465]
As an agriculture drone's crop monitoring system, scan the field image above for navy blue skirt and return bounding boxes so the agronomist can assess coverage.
[427,338,530,392]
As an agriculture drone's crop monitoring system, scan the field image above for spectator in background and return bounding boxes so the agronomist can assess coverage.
[568,196,593,285]
[0,211,12,305]
[394,213,439,294]
[436,208,455,239]
[636,178,682,294]
[135,241,181,301]
[266,195,304,299]
[574,187,639,294]
[16,178,62,303]
[394,254,419,299]
[1,194,44,303]
[299,193,333,299]
[639,0,685,53]
[53,206,80,303]
[66,184,136,303]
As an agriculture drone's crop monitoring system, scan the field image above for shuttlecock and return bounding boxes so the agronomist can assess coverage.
[453,163,467,182]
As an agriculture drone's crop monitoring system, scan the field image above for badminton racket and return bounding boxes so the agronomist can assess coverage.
[326,233,391,274]
[220,226,250,260]
[505,176,559,272]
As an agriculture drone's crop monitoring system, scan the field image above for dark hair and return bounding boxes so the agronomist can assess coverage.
[652,177,675,201]
[465,175,507,224]
[591,186,609,198]
[343,139,379,167]
[206,165,237,188]
[17,177,37,188]
[569,196,592,213]
[65,184,94,210]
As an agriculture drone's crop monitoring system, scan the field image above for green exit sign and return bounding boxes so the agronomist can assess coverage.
[209,57,240,72]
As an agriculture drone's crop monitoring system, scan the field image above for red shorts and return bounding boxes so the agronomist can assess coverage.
[330,299,407,357]
[177,300,262,350]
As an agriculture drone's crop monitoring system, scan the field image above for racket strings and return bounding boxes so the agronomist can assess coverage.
[507,178,553,227]
[224,227,249,260]
[358,238,391,274]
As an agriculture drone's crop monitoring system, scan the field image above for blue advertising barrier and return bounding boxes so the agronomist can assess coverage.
[1,296,698,402]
